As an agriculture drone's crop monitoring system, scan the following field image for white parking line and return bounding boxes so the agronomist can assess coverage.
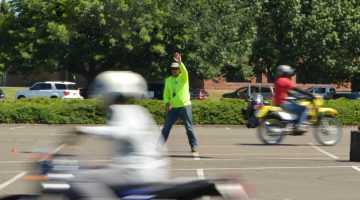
[0,143,66,191]
[0,157,335,165]
[309,143,339,159]
[352,166,360,173]
[172,165,358,171]
[197,169,210,199]
[9,126,26,130]
[173,157,333,161]
[197,169,205,179]
[0,171,27,191]
[197,169,211,200]
[0,171,36,173]
[0,160,36,164]
[193,152,200,160]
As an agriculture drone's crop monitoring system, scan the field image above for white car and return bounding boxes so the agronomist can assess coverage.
[15,81,83,99]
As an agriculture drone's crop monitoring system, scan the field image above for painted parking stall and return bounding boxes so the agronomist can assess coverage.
[0,125,360,200]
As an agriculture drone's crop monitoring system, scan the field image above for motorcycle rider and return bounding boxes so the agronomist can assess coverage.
[273,65,314,133]
[71,71,169,199]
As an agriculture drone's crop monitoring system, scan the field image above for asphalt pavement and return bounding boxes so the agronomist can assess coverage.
[0,124,359,200]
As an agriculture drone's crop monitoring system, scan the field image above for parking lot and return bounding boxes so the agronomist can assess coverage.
[0,124,360,199]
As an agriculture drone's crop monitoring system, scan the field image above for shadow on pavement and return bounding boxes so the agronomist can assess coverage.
[236,143,307,146]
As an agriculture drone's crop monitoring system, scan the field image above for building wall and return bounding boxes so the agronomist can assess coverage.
[5,70,352,92]
[202,74,351,92]
[4,71,88,87]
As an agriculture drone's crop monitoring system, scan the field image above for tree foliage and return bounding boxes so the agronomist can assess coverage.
[0,0,10,74]
[0,0,259,84]
[251,0,360,89]
[0,0,359,91]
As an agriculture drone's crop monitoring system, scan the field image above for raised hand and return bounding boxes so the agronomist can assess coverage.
[173,52,182,63]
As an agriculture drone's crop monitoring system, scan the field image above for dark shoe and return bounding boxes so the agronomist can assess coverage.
[191,146,197,152]
[293,131,305,136]
[294,125,306,135]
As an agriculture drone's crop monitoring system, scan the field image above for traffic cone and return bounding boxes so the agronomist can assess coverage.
[11,147,17,153]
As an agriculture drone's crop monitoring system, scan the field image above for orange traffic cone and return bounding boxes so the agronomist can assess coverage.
[11,147,17,153]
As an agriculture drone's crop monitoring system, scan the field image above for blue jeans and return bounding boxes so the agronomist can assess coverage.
[161,105,197,148]
[280,101,308,125]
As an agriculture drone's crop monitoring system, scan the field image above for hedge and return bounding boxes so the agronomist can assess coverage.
[139,98,248,125]
[0,97,359,125]
[0,98,106,124]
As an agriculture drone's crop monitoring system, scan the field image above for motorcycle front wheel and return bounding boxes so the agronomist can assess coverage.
[257,117,284,145]
[314,116,342,146]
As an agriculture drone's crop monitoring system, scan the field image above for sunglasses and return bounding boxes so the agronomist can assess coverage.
[171,68,180,71]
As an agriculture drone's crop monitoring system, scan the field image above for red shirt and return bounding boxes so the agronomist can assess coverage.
[274,77,296,106]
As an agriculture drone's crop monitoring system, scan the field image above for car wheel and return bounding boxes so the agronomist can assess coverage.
[50,96,57,98]
[17,95,25,99]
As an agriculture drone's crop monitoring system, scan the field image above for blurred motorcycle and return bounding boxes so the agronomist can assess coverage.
[256,96,342,146]
[241,94,265,128]
[1,139,251,200]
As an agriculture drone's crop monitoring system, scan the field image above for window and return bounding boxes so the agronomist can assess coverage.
[41,83,52,90]
[316,88,326,93]
[55,84,66,90]
[251,87,259,93]
[31,83,51,90]
[55,84,78,90]
[30,84,42,90]
[67,84,78,90]
[260,87,271,93]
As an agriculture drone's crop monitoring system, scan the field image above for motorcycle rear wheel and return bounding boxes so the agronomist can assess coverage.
[314,116,342,146]
[257,117,284,145]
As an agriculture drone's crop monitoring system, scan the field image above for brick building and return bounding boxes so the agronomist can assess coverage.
[2,70,351,92]
[2,70,87,87]
[195,74,351,92]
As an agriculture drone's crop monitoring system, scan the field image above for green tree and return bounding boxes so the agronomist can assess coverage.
[4,0,133,83]
[250,0,304,81]
[0,0,10,75]
[295,0,360,88]
[251,0,360,90]
[2,0,259,85]
[164,0,260,82]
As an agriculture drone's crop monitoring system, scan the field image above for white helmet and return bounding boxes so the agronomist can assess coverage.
[90,71,147,99]
[276,65,294,77]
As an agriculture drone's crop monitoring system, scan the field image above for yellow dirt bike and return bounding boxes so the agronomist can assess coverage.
[256,96,342,146]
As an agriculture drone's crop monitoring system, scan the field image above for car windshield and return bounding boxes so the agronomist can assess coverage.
[55,83,78,90]
[236,87,248,93]
[307,87,327,93]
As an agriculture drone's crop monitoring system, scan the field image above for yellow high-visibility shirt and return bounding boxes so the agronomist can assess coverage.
[163,62,191,108]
